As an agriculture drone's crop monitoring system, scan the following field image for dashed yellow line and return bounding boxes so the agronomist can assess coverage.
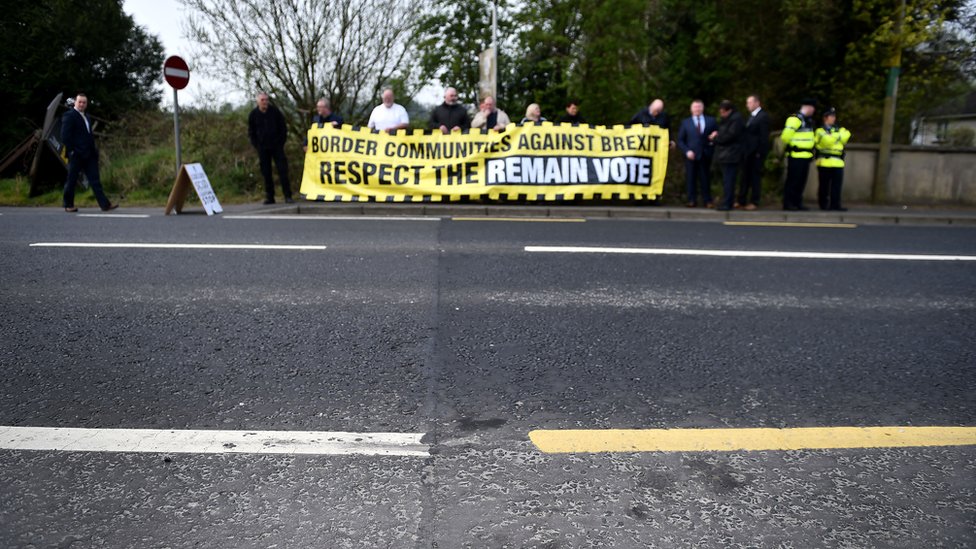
[452,217,586,223]
[724,221,858,229]
[529,427,976,453]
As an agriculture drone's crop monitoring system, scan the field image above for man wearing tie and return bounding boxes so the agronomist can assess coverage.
[61,93,117,212]
[676,99,717,207]
[737,94,771,210]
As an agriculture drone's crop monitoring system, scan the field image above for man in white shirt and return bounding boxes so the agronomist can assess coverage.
[367,88,410,134]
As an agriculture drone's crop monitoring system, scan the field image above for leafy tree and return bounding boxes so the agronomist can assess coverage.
[0,0,164,152]
[181,0,425,131]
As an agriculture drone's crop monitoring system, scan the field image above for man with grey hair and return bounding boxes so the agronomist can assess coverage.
[429,87,470,134]
[248,91,292,204]
[303,97,344,152]
[367,88,410,134]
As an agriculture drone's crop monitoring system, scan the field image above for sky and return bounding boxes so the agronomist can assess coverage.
[123,0,245,108]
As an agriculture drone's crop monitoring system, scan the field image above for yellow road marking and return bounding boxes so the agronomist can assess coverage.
[724,221,857,229]
[452,217,586,223]
[529,427,976,453]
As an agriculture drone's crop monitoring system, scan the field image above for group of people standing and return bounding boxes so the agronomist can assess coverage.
[243,87,851,210]
[675,95,851,212]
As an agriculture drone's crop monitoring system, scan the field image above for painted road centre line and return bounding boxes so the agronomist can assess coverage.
[724,221,857,229]
[0,426,429,457]
[223,215,438,222]
[525,245,976,261]
[30,242,326,251]
[78,214,152,219]
[452,217,586,223]
[529,427,976,453]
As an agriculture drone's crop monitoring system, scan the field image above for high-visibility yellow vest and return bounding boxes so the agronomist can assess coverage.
[814,125,851,168]
[781,113,815,159]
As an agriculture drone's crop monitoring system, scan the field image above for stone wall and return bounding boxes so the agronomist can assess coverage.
[803,144,976,205]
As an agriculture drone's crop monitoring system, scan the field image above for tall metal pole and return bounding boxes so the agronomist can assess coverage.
[173,88,182,175]
[491,1,498,99]
[873,0,906,203]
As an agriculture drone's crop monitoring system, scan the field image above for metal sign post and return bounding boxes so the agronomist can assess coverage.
[163,56,190,176]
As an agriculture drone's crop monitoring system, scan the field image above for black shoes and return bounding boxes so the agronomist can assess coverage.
[285,197,295,204]
[263,199,276,205]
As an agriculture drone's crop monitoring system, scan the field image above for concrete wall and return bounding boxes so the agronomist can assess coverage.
[803,144,976,205]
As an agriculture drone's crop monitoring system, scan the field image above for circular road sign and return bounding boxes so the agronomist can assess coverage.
[163,56,190,90]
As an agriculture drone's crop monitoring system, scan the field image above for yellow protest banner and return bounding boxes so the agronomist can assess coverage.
[299,122,668,202]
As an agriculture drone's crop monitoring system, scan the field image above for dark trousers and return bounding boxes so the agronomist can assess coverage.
[684,158,712,205]
[720,162,739,209]
[817,167,844,210]
[737,152,765,206]
[63,153,111,209]
[258,147,291,200]
[783,156,812,209]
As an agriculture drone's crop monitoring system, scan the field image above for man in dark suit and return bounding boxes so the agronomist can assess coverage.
[709,100,745,211]
[60,93,117,212]
[677,99,717,207]
[737,94,771,210]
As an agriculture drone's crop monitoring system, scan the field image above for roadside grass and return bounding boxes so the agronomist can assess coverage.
[0,107,305,208]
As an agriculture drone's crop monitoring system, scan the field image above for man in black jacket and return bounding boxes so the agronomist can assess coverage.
[737,94,771,210]
[60,93,117,212]
[248,92,292,204]
[429,87,470,134]
[709,100,745,211]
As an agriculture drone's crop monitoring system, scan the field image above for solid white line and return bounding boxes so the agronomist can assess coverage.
[223,215,438,222]
[78,214,151,218]
[30,242,326,250]
[524,245,976,262]
[0,426,429,457]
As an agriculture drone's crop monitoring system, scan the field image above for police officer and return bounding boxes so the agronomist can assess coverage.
[814,108,852,211]
[780,98,817,210]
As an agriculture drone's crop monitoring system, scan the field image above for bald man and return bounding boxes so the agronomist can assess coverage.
[429,87,470,134]
[630,98,675,148]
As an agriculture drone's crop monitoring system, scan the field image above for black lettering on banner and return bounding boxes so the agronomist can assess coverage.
[320,161,333,184]
[348,161,362,185]
[363,162,377,185]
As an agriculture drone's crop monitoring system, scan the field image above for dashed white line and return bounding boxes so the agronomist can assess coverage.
[0,426,429,457]
[223,215,438,221]
[524,245,976,262]
[30,242,326,250]
[78,214,151,218]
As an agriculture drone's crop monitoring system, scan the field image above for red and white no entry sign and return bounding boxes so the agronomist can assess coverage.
[163,56,190,90]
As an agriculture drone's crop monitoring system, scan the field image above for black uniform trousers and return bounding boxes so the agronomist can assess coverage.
[719,162,739,210]
[63,152,111,210]
[783,156,812,210]
[817,167,844,210]
[258,146,292,201]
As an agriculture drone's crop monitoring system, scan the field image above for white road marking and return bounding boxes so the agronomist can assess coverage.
[30,242,326,250]
[0,426,429,457]
[524,245,976,262]
[223,215,438,222]
[78,214,151,218]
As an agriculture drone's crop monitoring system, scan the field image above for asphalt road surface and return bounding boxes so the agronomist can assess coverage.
[1,207,974,548]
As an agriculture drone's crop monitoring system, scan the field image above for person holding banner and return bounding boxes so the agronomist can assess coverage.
[521,103,546,124]
[302,98,343,152]
[631,99,675,149]
[429,87,470,134]
[368,88,410,134]
[471,96,511,131]
[558,100,586,124]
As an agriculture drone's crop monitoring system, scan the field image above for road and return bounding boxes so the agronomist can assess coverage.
[1,207,974,548]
